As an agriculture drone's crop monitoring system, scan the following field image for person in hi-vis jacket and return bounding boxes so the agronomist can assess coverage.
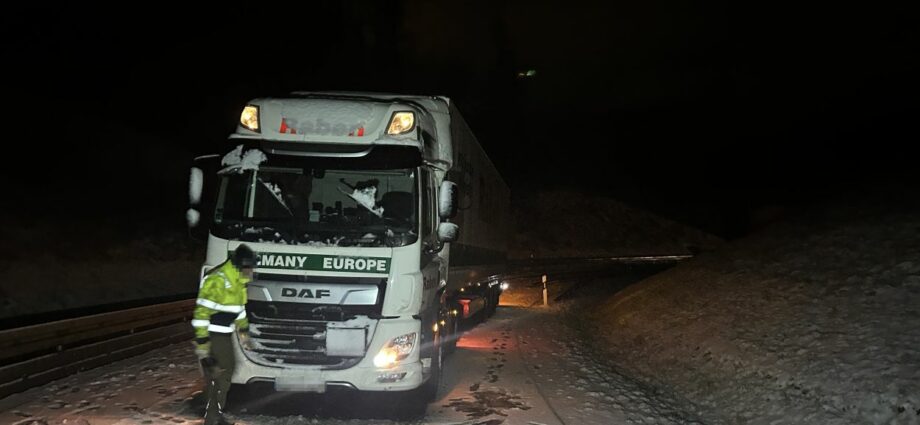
[192,244,256,425]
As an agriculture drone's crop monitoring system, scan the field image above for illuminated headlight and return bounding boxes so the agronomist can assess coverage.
[240,105,260,132]
[386,111,415,135]
[373,332,417,368]
[501,282,509,290]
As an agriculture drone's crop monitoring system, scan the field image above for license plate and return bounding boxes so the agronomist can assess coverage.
[274,375,325,393]
[326,327,366,357]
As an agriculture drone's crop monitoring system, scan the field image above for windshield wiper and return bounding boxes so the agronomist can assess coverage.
[219,219,297,243]
[337,185,384,217]
[257,177,294,217]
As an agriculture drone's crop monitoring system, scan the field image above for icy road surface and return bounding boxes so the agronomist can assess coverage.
[0,284,702,425]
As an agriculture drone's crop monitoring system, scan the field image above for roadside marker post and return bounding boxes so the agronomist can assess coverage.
[542,274,548,307]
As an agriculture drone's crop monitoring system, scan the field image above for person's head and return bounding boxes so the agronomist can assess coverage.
[231,244,257,279]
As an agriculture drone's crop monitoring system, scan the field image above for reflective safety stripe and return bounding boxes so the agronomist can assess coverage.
[236,310,247,320]
[208,323,235,333]
[196,298,244,313]
[191,319,210,327]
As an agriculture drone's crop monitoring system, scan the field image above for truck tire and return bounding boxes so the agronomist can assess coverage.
[444,313,460,355]
[379,390,426,421]
[476,299,488,324]
[486,290,498,318]
[391,331,441,419]
[419,331,442,402]
[226,382,270,412]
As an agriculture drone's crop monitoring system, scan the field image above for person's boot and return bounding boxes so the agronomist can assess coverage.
[215,416,235,425]
[203,411,234,425]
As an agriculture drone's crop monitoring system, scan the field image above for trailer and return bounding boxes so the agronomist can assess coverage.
[186,92,510,411]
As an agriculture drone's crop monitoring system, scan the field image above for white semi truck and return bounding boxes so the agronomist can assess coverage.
[187,92,510,408]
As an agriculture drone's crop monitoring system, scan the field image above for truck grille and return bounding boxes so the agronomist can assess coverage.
[248,300,380,322]
[248,318,360,367]
[246,298,381,368]
[244,276,385,367]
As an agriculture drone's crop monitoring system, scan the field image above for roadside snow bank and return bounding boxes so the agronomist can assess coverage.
[590,205,920,424]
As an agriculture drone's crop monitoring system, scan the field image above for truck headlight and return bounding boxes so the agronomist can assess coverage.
[240,105,260,132]
[373,332,417,368]
[386,111,415,135]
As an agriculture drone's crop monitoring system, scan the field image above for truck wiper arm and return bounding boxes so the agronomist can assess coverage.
[257,177,294,217]
[337,186,384,217]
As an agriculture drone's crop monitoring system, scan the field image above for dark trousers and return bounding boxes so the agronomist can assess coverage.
[204,332,236,425]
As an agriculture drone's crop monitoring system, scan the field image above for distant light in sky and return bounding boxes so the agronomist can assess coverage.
[516,69,537,78]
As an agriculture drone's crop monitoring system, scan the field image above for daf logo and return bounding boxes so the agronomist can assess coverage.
[281,288,332,299]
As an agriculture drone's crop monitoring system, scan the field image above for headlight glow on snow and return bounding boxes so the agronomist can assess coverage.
[373,332,417,368]
[240,105,260,132]
[386,111,415,135]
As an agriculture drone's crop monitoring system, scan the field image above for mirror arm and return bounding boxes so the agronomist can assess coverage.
[425,240,445,256]
[423,159,450,172]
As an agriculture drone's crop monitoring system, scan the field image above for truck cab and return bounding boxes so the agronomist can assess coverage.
[187,92,509,406]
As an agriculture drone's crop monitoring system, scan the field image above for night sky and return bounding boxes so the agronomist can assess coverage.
[4,2,917,237]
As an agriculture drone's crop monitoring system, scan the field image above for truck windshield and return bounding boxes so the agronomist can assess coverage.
[212,166,418,247]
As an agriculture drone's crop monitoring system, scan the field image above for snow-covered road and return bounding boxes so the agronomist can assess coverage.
[0,285,701,425]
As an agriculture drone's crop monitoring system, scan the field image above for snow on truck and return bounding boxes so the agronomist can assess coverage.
[186,92,510,407]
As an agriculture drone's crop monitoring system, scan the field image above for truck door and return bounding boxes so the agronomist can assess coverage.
[420,168,442,312]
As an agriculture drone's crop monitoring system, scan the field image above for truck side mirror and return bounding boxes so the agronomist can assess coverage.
[189,167,204,207]
[437,222,459,242]
[438,181,458,219]
[187,166,204,227]
[187,155,219,242]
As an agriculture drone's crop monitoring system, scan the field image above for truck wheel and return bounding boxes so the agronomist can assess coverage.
[225,383,263,412]
[419,331,442,402]
[476,300,488,324]
[393,332,441,419]
[486,291,497,318]
[444,314,459,355]
[392,391,428,420]
[482,293,492,319]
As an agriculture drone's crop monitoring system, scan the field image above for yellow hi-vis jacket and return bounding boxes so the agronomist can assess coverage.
[192,261,250,344]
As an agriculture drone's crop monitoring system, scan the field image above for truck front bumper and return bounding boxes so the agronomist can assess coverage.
[230,316,424,392]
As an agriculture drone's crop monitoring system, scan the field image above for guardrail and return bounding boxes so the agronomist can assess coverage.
[0,255,693,400]
[0,300,194,399]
